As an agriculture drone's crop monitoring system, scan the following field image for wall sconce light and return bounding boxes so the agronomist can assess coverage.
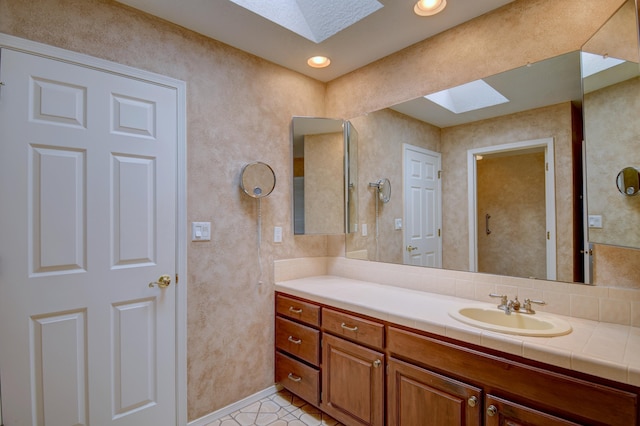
[414,0,447,16]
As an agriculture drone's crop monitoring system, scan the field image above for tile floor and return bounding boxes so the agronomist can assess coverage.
[204,389,344,426]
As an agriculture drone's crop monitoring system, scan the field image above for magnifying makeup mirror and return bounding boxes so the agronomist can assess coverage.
[616,166,640,196]
[241,161,276,199]
[240,161,276,285]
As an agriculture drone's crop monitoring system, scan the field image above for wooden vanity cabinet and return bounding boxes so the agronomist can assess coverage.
[275,293,640,426]
[387,358,482,425]
[274,294,321,405]
[387,326,639,426]
[320,309,386,426]
[321,333,385,426]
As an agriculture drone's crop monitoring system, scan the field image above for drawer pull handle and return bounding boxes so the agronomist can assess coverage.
[487,405,498,416]
[341,323,359,332]
[287,373,302,382]
[288,336,302,345]
[289,306,303,314]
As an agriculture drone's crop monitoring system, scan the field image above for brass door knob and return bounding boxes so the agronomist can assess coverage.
[149,274,172,288]
[406,245,418,252]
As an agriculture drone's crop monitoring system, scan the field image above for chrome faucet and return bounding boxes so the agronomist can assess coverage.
[489,294,546,315]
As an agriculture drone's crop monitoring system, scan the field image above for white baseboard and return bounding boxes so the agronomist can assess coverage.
[188,385,281,426]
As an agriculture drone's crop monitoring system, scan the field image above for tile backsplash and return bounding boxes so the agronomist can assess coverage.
[274,256,640,328]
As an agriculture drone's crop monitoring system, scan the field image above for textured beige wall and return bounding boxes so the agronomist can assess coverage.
[441,102,577,283]
[586,77,640,248]
[346,109,440,263]
[0,0,328,420]
[585,77,640,289]
[477,152,547,279]
[326,0,625,119]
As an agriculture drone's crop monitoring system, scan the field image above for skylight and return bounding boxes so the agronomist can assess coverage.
[424,79,509,114]
[580,52,625,78]
[229,0,383,44]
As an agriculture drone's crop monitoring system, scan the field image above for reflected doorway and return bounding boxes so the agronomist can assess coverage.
[467,138,557,280]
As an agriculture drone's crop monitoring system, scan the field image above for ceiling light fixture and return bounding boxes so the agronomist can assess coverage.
[414,0,447,16]
[307,56,331,68]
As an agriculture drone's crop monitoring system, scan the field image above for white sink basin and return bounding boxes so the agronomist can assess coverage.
[449,306,572,337]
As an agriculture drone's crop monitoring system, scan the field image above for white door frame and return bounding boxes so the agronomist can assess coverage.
[467,138,556,280]
[0,33,188,426]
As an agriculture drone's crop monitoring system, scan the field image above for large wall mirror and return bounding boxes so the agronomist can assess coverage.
[336,0,639,288]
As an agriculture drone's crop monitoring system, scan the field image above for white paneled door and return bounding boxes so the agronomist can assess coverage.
[0,48,178,425]
[403,144,442,267]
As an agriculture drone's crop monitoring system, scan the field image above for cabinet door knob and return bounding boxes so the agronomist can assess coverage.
[487,405,498,417]
[373,359,381,368]
[467,396,478,407]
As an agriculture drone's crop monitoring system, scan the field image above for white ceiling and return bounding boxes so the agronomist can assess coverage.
[115,0,514,82]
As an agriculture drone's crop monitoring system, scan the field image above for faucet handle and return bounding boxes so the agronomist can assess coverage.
[523,298,546,313]
[489,293,508,305]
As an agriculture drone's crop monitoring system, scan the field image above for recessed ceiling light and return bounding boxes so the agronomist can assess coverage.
[307,56,331,68]
[414,0,447,16]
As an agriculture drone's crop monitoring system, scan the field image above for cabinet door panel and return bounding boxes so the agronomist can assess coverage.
[321,334,384,426]
[485,395,581,426]
[388,358,482,426]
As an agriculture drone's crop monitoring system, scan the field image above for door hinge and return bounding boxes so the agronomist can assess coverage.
[175,274,179,285]
[438,229,441,237]
[545,162,549,171]
[438,170,442,179]
[547,231,550,240]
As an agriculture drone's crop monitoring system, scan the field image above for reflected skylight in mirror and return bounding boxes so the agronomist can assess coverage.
[580,52,625,78]
[424,79,509,114]
[229,0,383,43]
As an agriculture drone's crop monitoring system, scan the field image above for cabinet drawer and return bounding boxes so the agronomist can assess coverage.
[322,308,384,349]
[275,352,320,406]
[276,294,320,327]
[275,316,320,366]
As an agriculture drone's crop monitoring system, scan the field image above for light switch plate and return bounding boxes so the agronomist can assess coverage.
[192,221,211,241]
[362,223,368,236]
[588,215,602,228]
[394,218,403,230]
[274,226,283,243]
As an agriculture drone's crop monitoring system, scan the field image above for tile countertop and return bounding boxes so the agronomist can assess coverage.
[275,275,640,387]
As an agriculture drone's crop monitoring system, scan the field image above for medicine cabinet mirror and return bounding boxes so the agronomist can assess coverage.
[291,117,358,235]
